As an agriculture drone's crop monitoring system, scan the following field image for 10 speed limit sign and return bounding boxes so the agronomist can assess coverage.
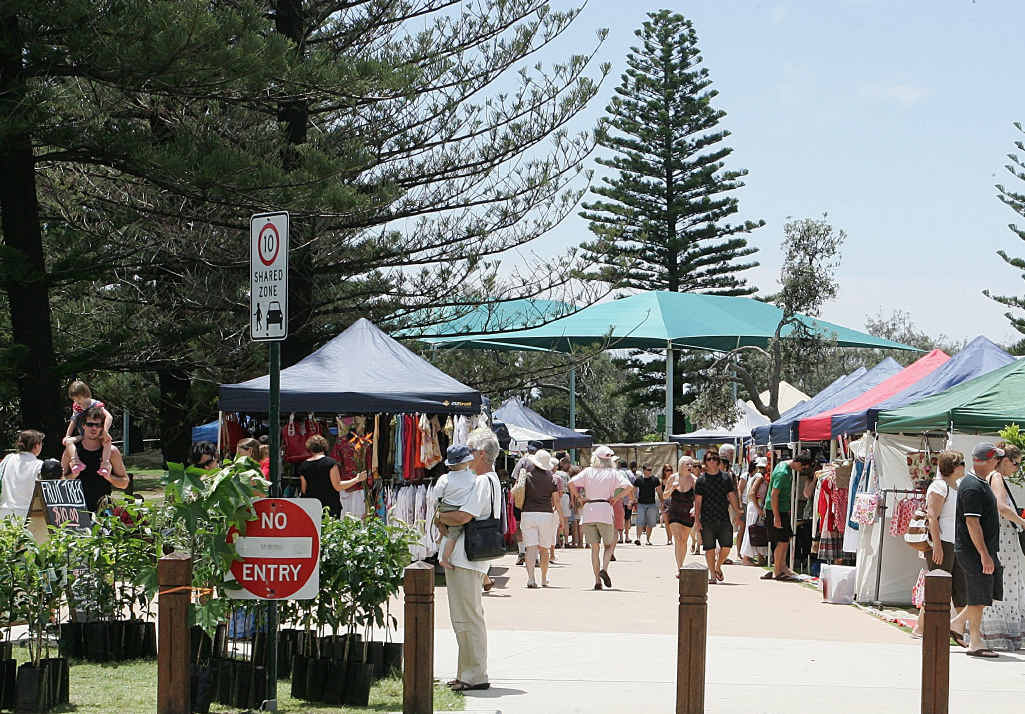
[250,211,288,341]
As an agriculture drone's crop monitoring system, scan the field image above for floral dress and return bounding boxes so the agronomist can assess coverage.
[979,511,1025,651]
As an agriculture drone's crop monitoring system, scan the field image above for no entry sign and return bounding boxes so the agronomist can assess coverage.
[228,498,321,600]
[250,211,288,341]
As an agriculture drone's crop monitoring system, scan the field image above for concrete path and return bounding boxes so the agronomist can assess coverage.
[395,536,1025,713]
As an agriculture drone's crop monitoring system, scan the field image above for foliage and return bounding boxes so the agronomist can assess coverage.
[574,10,763,431]
[987,122,1025,334]
[998,424,1025,486]
[155,457,268,635]
[689,216,845,426]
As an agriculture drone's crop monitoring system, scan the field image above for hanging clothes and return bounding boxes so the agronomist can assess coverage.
[282,415,311,464]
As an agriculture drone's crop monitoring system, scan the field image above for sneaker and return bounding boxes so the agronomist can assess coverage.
[599,569,612,588]
[594,583,603,591]
[633,540,641,546]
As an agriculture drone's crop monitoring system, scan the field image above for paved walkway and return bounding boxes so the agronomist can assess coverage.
[395,537,1025,713]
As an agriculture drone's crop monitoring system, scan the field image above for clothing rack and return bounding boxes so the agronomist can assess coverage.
[873,487,926,603]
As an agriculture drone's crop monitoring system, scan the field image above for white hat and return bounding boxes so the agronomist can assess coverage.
[528,449,557,471]
[755,456,768,467]
[594,445,615,460]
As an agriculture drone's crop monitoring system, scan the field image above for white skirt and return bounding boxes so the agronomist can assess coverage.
[740,501,766,559]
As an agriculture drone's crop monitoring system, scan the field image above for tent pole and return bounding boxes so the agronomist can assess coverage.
[569,366,577,460]
[665,343,674,442]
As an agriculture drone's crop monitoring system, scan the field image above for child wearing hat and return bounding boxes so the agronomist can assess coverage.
[435,444,478,569]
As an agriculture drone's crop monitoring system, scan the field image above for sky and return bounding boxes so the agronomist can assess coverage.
[505,0,1025,344]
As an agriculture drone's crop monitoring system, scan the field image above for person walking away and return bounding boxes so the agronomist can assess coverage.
[433,445,480,570]
[520,449,562,587]
[948,443,1004,658]
[740,458,768,565]
[297,435,366,519]
[976,442,1025,650]
[620,468,635,545]
[762,450,814,582]
[912,450,965,638]
[658,464,674,545]
[436,428,503,692]
[554,456,573,549]
[567,464,583,547]
[511,440,543,565]
[63,381,114,478]
[693,451,741,583]
[569,446,632,590]
[612,459,630,552]
[0,430,46,521]
[736,458,751,558]
[60,405,130,512]
[664,456,697,576]
[633,465,662,545]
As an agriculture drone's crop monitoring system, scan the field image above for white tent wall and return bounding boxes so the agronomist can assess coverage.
[854,432,1025,604]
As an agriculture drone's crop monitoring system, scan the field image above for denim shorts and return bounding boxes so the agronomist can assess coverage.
[635,502,660,528]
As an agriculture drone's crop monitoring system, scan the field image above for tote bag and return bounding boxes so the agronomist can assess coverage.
[464,476,505,561]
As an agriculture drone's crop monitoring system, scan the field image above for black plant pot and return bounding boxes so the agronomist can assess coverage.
[277,629,296,678]
[252,632,267,669]
[40,658,64,707]
[231,661,253,709]
[251,665,267,709]
[382,642,403,675]
[366,641,384,679]
[0,658,16,709]
[212,623,227,660]
[289,654,308,700]
[121,621,142,659]
[15,662,50,713]
[343,662,374,707]
[0,643,9,661]
[189,626,212,664]
[189,663,213,714]
[322,658,347,705]
[142,622,157,658]
[214,658,233,705]
[304,657,325,702]
[109,621,125,661]
[83,621,110,662]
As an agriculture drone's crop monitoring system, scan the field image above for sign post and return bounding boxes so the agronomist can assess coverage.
[250,211,289,712]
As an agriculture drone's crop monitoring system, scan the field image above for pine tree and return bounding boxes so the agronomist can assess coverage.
[986,122,1025,335]
[577,10,763,430]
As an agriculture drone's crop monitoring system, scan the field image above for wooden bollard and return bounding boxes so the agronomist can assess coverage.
[676,563,708,714]
[921,570,952,714]
[157,552,192,714]
[403,561,435,714]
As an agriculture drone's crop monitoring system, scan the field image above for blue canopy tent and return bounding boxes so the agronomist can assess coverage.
[191,421,218,444]
[755,358,903,445]
[752,370,864,446]
[829,336,1014,437]
[493,397,592,450]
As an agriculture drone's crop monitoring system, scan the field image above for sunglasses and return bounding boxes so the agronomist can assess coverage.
[704,456,720,462]
[84,422,103,428]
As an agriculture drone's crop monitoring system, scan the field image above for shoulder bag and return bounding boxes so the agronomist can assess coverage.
[997,475,1025,557]
[464,475,506,561]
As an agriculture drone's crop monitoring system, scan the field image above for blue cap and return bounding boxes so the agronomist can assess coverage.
[445,444,474,467]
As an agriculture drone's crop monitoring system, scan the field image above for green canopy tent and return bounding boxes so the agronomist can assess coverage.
[407,292,915,440]
[876,357,1025,434]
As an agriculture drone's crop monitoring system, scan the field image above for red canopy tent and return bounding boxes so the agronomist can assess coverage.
[797,349,950,441]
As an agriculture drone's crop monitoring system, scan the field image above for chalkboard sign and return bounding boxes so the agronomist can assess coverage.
[31,480,93,534]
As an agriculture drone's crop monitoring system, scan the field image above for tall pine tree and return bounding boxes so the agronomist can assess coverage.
[579,10,763,432]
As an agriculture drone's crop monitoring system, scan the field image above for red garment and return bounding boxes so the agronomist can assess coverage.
[505,490,519,544]
[259,458,270,479]
[402,414,417,481]
[613,499,625,531]
[331,437,363,492]
[222,415,243,455]
[282,421,311,464]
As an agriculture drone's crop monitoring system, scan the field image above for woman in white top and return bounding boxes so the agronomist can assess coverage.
[740,460,768,565]
[0,430,45,521]
[977,442,1025,650]
[915,450,962,638]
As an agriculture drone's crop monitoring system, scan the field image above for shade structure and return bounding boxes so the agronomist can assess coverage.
[421,292,917,352]
[672,400,770,444]
[492,397,592,449]
[191,420,218,444]
[757,359,903,445]
[397,298,574,347]
[876,357,1025,434]
[830,336,1014,437]
[219,318,481,414]
[797,350,950,441]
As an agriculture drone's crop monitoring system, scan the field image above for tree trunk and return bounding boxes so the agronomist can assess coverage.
[158,368,191,465]
[0,15,65,456]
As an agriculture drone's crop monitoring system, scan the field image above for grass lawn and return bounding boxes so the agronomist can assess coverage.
[11,648,462,713]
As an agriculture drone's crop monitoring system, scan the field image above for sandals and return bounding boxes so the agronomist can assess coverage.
[593,583,603,591]
[714,568,724,582]
[966,649,999,659]
[449,681,491,691]
[761,571,776,580]
[599,569,612,588]
[949,630,967,648]
[775,574,801,582]
[70,461,86,476]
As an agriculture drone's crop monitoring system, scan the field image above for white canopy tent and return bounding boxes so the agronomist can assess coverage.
[745,381,810,416]
[671,400,771,445]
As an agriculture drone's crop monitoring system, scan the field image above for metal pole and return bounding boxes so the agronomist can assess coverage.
[265,342,281,712]
[665,344,674,442]
[874,489,887,604]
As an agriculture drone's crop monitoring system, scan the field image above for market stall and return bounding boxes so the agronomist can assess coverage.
[672,399,769,446]
[492,397,592,450]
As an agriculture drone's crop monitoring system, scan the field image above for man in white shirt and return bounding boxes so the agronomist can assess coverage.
[569,446,632,590]
[437,428,503,691]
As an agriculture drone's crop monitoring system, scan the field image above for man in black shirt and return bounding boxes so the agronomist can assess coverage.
[632,465,662,545]
[60,405,130,511]
[694,451,741,584]
[950,442,1003,658]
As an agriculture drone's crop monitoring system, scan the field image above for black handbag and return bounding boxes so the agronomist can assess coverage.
[1002,478,1025,557]
[747,523,768,548]
[463,476,506,561]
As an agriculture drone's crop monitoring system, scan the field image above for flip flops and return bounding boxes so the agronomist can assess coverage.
[775,574,801,582]
[760,571,776,580]
[450,681,491,691]
[950,630,967,648]
[966,649,999,659]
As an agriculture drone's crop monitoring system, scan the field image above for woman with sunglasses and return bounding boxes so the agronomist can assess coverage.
[975,442,1025,651]
[664,456,697,576]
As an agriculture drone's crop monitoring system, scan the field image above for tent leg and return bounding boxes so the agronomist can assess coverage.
[569,366,576,460]
[217,411,223,456]
[665,344,674,442]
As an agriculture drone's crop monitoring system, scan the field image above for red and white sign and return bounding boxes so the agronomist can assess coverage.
[250,211,288,342]
[227,498,320,600]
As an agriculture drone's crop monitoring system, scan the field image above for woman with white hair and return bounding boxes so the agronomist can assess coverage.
[663,455,698,576]
[569,446,633,590]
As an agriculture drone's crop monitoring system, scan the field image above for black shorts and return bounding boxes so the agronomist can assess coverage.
[766,512,793,543]
[701,520,733,551]
[953,555,1003,607]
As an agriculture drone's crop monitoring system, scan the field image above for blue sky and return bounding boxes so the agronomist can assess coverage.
[515,0,1025,343]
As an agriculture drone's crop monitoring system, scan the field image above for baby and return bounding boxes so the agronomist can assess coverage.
[63,380,114,477]
[434,444,478,569]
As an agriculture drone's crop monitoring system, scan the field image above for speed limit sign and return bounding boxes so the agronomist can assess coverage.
[250,212,288,341]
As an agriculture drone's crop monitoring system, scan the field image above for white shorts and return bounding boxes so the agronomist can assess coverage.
[520,511,556,548]
[340,489,366,519]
